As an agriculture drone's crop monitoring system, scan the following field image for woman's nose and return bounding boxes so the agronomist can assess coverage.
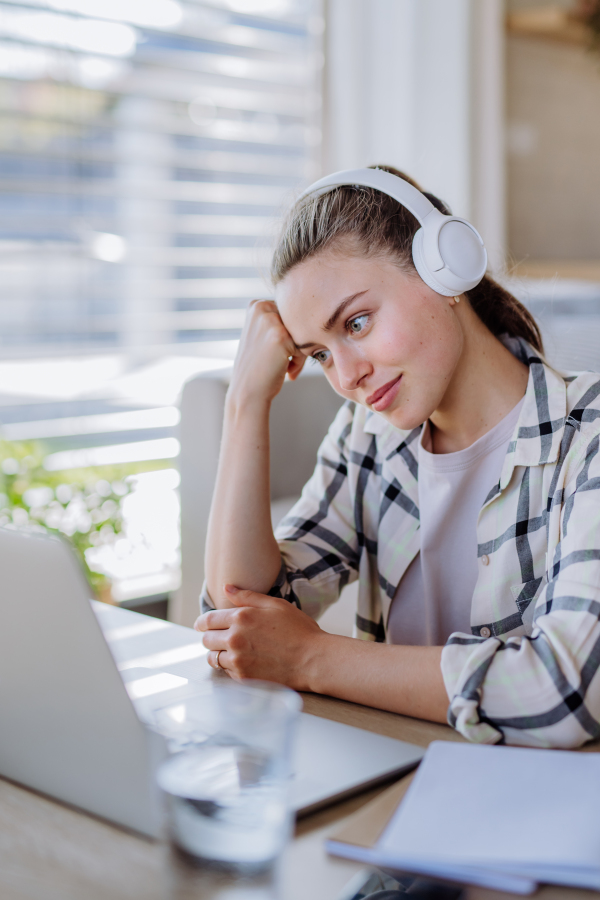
[335,351,371,392]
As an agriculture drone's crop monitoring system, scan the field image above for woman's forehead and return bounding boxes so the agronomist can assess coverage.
[275,254,359,333]
[276,252,414,316]
[277,251,372,305]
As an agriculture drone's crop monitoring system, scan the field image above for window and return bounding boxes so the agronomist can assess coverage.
[0,0,323,608]
[0,0,323,357]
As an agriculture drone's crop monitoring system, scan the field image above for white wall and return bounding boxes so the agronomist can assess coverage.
[324,0,506,271]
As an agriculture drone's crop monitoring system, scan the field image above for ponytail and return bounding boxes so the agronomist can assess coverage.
[467,275,543,355]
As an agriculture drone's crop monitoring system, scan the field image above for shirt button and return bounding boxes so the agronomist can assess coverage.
[481,554,490,566]
[480,626,492,639]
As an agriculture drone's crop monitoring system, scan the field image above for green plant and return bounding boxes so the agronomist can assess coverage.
[0,438,165,595]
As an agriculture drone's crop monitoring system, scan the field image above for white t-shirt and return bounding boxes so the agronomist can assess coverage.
[386,398,524,646]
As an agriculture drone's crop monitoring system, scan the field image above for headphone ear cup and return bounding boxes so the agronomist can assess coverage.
[411,229,455,297]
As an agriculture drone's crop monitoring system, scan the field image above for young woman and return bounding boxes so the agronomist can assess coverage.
[196,165,600,749]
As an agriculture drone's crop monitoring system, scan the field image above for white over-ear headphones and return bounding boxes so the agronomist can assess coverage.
[298,168,487,297]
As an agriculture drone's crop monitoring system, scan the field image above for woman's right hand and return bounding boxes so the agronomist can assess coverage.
[228,299,307,407]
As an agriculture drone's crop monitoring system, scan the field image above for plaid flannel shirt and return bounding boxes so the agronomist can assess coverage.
[267,339,600,748]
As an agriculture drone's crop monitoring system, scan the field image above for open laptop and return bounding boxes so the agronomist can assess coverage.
[0,527,424,837]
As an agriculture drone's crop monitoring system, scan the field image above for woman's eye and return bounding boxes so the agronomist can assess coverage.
[312,349,331,364]
[348,314,369,334]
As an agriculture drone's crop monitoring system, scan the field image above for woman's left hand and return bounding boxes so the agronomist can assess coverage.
[194,584,326,690]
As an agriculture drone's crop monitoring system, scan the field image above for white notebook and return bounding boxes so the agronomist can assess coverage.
[328,740,600,895]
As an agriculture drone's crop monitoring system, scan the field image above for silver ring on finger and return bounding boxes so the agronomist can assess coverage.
[215,649,223,670]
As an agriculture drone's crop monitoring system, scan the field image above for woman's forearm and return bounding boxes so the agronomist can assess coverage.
[306,632,449,723]
[204,396,282,608]
[203,299,308,609]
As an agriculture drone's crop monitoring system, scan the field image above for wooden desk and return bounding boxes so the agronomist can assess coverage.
[0,604,597,900]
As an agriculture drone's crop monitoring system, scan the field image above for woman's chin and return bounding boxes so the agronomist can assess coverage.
[381,405,428,432]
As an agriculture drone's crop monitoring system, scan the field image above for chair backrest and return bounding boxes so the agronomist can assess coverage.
[172,367,343,625]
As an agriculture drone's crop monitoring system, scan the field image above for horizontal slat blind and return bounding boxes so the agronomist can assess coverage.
[0,0,323,357]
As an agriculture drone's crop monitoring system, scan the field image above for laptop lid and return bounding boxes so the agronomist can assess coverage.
[291,713,424,816]
[0,527,164,837]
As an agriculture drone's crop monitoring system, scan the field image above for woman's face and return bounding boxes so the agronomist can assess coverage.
[275,248,464,431]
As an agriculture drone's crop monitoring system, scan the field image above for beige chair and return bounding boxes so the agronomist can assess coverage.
[172,367,357,633]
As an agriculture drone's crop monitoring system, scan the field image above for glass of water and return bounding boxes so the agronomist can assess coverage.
[156,680,302,873]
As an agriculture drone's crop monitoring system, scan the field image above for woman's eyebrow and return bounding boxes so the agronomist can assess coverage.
[324,290,367,331]
[295,290,368,350]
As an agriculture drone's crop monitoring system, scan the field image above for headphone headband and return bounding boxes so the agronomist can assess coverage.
[298,167,487,297]
[298,167,436,224]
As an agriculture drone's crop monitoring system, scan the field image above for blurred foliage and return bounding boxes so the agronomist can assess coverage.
[0,438,168,595]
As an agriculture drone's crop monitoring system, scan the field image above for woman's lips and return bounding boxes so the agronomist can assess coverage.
[367,376,402,412]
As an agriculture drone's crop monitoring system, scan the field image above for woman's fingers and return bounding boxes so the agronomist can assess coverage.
[207,649,230,672]
[195,607,236,632]
[202,627,234,672]
[229,298,302,404]
[202,628,229,651]
[223,584,287,609]
[287,347,307,381]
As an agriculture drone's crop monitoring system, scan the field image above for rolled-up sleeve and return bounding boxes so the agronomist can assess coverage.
[442,434,600,748]
[269,401,360,621]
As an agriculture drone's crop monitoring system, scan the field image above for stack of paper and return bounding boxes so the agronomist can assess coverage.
[327,741,600,895]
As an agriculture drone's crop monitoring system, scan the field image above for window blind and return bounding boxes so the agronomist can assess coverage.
[0,0,323,357]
